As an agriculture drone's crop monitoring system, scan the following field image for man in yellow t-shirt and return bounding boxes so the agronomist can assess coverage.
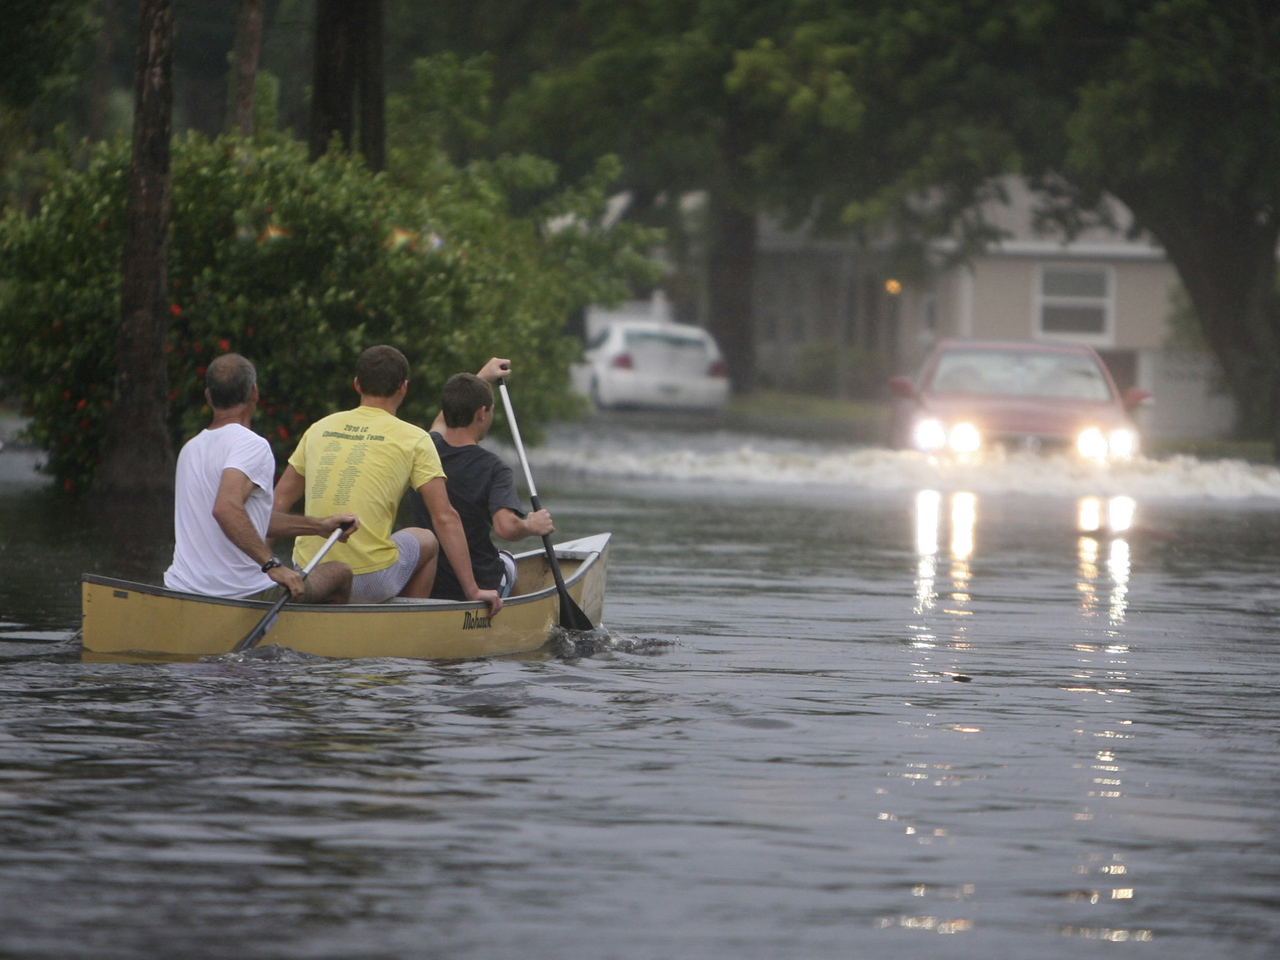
[274,345,502,615]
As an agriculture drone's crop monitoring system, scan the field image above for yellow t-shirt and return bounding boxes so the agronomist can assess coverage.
[288,405,444,574]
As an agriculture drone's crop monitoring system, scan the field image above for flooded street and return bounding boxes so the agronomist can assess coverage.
[2,420,1280,958]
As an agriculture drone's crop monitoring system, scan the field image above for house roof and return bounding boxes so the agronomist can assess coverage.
[756,177,1167,261]
[973,177,1165,261]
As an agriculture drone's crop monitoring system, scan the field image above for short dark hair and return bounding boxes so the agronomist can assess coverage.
[356,345,410,397]
[206,353,257,409]
[441,373,494,428]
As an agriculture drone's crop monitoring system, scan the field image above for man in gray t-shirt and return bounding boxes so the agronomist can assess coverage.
[411,359,553,600]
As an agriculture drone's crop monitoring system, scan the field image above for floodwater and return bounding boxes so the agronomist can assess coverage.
[2,419,1280,959]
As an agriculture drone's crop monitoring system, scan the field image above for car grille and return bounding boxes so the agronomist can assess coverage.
[990,434,1072,455]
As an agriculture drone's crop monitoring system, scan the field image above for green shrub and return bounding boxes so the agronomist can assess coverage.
[0,129,658,491]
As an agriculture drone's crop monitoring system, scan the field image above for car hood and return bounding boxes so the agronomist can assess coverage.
[917,393,1132,436]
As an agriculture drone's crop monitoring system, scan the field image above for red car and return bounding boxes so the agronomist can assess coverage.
[889,339,1150,460]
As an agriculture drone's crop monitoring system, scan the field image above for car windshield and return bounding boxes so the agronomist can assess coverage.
[928,350,1113,401]
[624,330,712,374]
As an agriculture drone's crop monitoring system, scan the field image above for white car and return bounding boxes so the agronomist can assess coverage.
[573,320,730,410]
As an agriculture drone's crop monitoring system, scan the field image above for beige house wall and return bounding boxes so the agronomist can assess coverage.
[964,257,1178,345]
[968,259,1036,340]
[895,256,1180,372]
[1111,259,1179,349]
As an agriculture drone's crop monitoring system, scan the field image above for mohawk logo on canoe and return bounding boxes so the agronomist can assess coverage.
[462,611,491,630]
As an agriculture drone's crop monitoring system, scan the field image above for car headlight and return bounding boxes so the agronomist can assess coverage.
[1078,427,1137,460]
[913,418,947,451]
[1077,427,1108,460]
[913,419,981,453]
[948,422,981,454]
[1108,429,1137,459]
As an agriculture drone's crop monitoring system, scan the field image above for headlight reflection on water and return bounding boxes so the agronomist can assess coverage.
[1075,496,1134,626]
[950,492,977,561]
[910,488,1141,924]
[912,490,976,652]
[1077,496,1135,534]
[913,489,977,563]
[914,493,1136,631]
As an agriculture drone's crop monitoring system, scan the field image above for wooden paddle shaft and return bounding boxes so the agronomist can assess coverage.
[234,524,346,652]
[497,381,540,500]
[495,380,595,630]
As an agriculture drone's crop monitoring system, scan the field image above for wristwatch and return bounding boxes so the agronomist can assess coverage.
[261,556,284,573]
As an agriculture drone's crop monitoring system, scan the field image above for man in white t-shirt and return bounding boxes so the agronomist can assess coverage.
[164,354,358,602]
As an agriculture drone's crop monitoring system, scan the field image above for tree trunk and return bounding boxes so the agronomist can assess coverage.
[706,192,758,394]
[356,0,385,172]
[309,0,356,159]
[309,0,384,168]
[1124,187,1280,446]
[87,0,119,142]
[227,0,264,138]
[91,0,176,507]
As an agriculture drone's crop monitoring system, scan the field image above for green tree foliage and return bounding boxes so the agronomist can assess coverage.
[730,0,1280,437]
[1,0,98,202]
[491,1,807,390]
[0,114,658,492]
[380,2,825,389]
[0,0,98,112]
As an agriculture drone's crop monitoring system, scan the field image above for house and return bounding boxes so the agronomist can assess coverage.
[752,178,1236,440]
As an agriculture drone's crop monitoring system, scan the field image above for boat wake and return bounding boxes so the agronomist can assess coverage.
[546,625,679,659]
[202,643,328,665]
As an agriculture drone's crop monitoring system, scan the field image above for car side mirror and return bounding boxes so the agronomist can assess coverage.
[889,376,916,399]
[1123,387,1153,409]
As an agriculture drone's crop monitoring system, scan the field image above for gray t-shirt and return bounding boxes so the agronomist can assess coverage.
[412,433,524,600]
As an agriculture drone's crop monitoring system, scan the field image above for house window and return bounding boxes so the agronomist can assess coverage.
[1037,265,1112,343]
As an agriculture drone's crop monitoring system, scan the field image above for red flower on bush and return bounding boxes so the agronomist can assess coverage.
[218,339,230,352]
[76,399,86,410]
[278,425,290,441]
[170,304,181,316]
[196,365,206,377]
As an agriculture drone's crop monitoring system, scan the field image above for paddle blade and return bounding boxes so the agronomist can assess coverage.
[558,592,596,631]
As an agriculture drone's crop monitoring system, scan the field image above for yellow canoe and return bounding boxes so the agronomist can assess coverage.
[81,533,610,661]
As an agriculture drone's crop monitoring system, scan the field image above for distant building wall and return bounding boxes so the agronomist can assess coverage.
[1113,261,1179,349]
[752,178,1231,442]
[929,256,1179,350]
[1135,351,1237,441]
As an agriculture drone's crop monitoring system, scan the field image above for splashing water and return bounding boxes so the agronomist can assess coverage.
[546,624,679,659]
[202,643,329,665]
[527,425,1280,501]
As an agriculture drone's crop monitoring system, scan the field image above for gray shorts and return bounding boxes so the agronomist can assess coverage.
[350,530,422,603]
[498,550,517,598]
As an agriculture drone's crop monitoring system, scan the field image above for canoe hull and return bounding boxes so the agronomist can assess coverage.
[81,534,610,661]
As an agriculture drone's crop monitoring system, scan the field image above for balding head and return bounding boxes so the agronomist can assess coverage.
[206,353,257,409]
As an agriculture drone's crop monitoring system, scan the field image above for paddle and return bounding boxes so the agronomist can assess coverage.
[234,524,347,652]
[496,380,596,631]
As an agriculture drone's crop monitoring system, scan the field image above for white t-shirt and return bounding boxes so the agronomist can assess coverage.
[164,423,277,598]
